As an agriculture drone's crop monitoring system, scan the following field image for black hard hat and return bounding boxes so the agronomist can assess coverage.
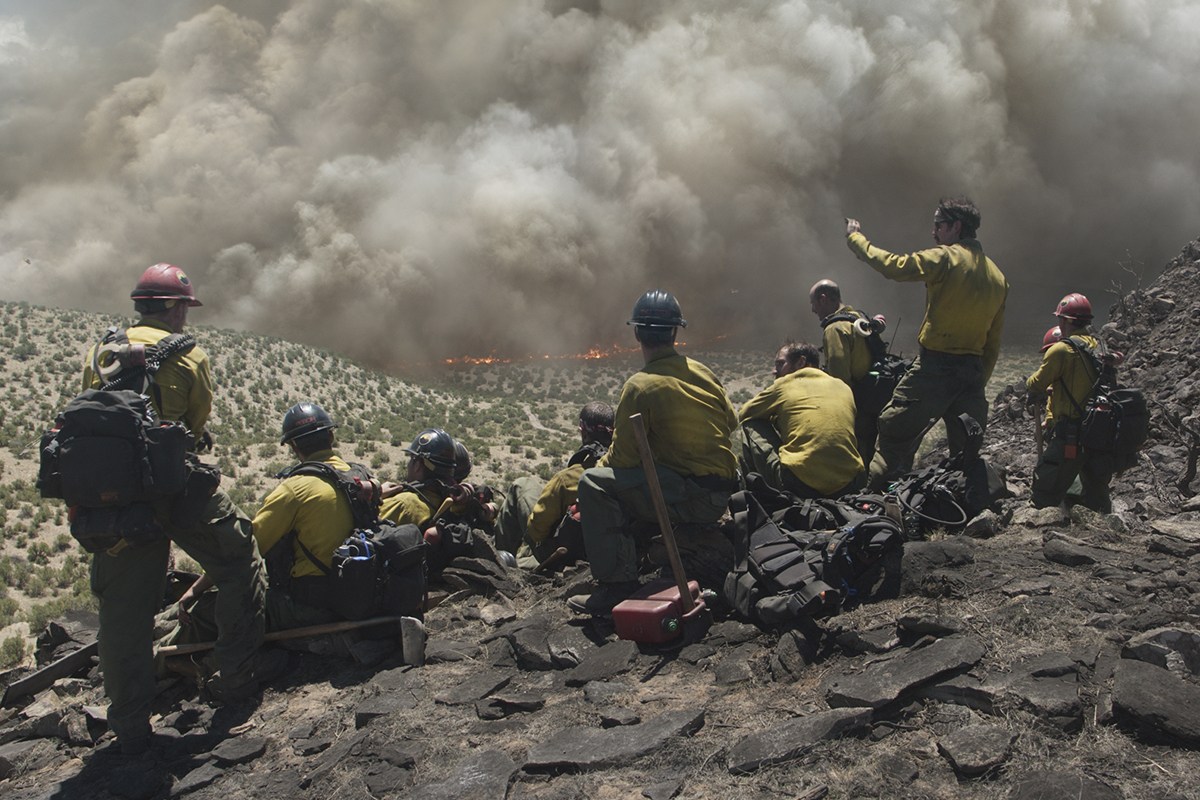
[453,439,472,482]
[404,428,457,479]
[628,289,687,328]
[280,402,337,445]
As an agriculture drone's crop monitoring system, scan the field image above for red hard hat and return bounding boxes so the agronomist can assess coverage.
[1052,292,1091,321]
[130,263,202,306]
[1040,326,1062,352]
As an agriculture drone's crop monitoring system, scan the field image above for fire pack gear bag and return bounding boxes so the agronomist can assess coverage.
[279,461,428,620]
[885,414,1009,539]
[724,486,903,627]
[821,310,912,417]
[1059,337,1149,459]
[38,389,191,552]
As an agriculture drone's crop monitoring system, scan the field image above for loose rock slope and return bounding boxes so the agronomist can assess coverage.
[4,240,1200,799]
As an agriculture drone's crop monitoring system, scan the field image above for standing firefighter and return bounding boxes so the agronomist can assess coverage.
[568,290,738,615]
[808,279,879,465]
[1026,293,1116,512]
[844,197,1008,490]
[82,264,267,754]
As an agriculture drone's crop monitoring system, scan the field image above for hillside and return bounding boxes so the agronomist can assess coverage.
[6,281,1199,800]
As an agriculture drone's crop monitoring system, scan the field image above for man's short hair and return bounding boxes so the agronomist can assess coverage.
[936,196,981,238]
[292,428,335,456]
[134,298,174,315]
[780,341,820,369]
[634,325,676,348]
[810,281,841,304]
[580,401,615,445]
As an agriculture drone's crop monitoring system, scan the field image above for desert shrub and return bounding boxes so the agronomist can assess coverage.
[25,591,96,632]
[0,594,19,627]
[0,636,25,668]
[27,540,51,565]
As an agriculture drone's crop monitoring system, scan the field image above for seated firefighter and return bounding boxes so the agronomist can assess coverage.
[169,402,428,663]
[170,403,367,638]
[568,290,739,615]
[739,341,866,499]
[1026,293,1116,513]
[496,401,615,568]
[380,427,478,573]
[379,428,458,527]
[439,439,504,558]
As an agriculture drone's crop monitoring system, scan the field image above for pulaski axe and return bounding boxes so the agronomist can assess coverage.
[610,413,712,645]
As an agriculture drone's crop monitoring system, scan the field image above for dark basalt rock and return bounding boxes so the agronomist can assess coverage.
[937,723,1015,777]
[524,710,705,772]
[1112,657,1200,748]
[726,708,872,774]
[822,636,986,709]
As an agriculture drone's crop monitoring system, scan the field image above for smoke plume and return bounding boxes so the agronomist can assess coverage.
[2,1,1198,367]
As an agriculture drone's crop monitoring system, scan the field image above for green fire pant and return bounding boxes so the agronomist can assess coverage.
[91,489,264,743]
[1031,422,1114,513]
[577,466,731,583]
[869,350,989,491]
[496,476,544,556]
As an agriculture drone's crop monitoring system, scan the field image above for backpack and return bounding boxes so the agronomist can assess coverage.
[886,414,1010,539]
[277,461,428,620]
[821,311,911,417]
[1059,337,1150,459]
[724,488,903,626]
[38,327,199,553]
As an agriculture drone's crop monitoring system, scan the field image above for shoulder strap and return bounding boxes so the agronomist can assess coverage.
[819,311,863,330]
[97,328,198,413]
[282,460,380,528]
[1057,337,1106,416]
[567,441,608,468]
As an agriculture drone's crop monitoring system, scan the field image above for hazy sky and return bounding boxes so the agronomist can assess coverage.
[2,1,1197,368]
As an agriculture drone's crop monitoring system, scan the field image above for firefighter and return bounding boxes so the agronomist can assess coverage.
[809,278,879,465]
[170,404,365,640]
[1026,293,1115,512]
[379,428,458,527]
[496,401,614,566]
[739,341,865,498]
[844,197,1008,490]
[568,290,738,615]
[83,264,268,755]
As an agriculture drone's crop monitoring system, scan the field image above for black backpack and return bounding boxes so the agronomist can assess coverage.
[1059,337,1150,461]
[275,461,428,620]
[886,414,1009,539]
[724,487,903,626]
[821,311,911,417]
[38,327,200,553]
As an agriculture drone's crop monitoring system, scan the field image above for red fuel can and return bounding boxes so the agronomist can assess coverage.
[612,579,704,644]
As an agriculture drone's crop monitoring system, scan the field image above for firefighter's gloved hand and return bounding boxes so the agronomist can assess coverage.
[845,217,861,236]
[449,482,475,504]
[196,430,214,454]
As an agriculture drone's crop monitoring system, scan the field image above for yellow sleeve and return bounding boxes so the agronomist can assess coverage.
[738,384,777,424]
[188,356,214,440]
[526,466,581,545]
[601,381,643,470]
[848,232,949,284]
[252,483,301,556]
[822,325,855,383]
[981,291,1007,383]
[380,492,433,527]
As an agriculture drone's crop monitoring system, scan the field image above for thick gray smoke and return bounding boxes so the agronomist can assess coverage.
[2,1,1198,367]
